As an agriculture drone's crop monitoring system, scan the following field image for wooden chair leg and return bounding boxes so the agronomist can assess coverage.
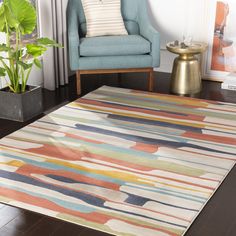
[76,71,81,96]
[148,69,154,92]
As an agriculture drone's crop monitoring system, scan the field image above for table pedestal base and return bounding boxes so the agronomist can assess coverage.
[170,55,202,95]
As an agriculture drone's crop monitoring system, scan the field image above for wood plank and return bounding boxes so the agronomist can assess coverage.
[3,211,42,233]
[0,206,23,228]
[51,222,87,236]
[0,227,23,236]
[23,217,62,236]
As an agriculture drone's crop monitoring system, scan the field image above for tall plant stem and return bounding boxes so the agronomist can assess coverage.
[21,65,32,93]
[15,28,21,93]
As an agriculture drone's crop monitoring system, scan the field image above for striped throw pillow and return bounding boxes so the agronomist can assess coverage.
[81,0,128,37]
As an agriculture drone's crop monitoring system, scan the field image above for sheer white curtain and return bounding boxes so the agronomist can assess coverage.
[38,0,69,90]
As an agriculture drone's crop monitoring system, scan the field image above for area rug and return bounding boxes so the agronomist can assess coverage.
[0,86,236,236]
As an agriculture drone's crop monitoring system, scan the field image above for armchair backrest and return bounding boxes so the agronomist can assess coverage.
[70,0,143,37]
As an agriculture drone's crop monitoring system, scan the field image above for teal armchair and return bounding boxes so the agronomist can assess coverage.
[67,0,160,95]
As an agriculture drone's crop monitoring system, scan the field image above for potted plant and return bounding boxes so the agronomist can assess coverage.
[0,0,60,122]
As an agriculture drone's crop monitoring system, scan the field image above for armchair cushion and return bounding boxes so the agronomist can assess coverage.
[80,20,140,36]
[81,0,128,37]
[80,35,150,57]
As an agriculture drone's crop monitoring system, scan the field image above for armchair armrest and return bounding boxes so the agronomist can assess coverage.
[67,1,80,70]
[137,1,160,68]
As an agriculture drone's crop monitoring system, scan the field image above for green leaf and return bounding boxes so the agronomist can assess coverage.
[0,67,6,76]
[26,44,47,57]
[37,37,62,47]
[6,0,37,35]
[0,59,14,84]
[11,48,24,59]
[0,3,19,32]
[18,61,32,70]
[0,4,6,32]
[0,43,11,52]
[4,3,19,30]
[33,58,42,69]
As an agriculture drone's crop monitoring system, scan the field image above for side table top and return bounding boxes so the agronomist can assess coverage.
[166,41,208,55]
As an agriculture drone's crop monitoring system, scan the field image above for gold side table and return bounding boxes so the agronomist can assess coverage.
[166,42,208,95]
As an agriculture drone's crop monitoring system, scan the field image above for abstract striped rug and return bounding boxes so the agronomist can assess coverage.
[0,86,236,236]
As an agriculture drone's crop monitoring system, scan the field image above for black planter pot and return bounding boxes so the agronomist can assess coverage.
[0,85,43,122]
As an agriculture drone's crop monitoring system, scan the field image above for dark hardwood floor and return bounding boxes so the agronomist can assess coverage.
[0,72,236,236]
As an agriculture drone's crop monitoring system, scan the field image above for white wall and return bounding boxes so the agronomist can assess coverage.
[148,0,208,72]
